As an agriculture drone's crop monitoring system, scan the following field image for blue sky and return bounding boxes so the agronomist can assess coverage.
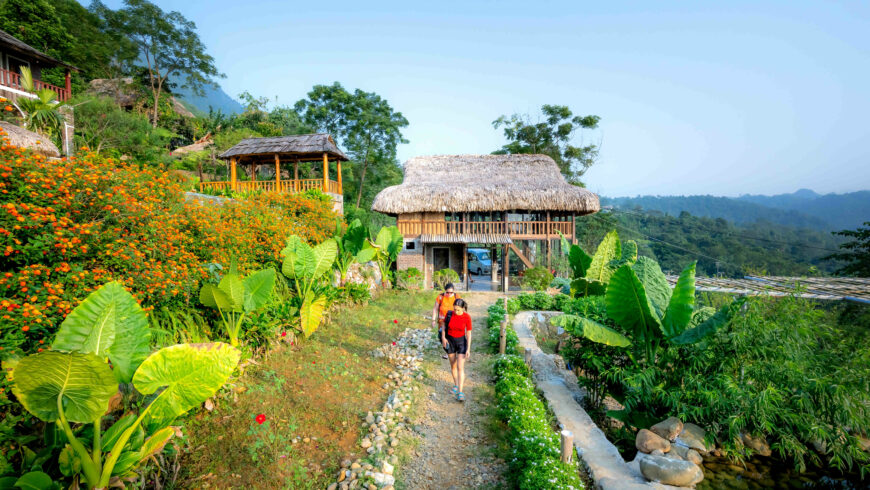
[101,0,870,197]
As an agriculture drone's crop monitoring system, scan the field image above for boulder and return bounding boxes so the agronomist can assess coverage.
[639,454,704,487]
[636,429,671,454]
[651,417,684,442]
[87,77,140,107]
[337,261,382,291]
[672,444,704,465]
[741,433,772,457]
[171,96,195,118]
[676,423,712,455]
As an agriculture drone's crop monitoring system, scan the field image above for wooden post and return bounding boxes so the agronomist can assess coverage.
[546,211,552,271]
[561,430,574,464]
[230,157,237,191]
[294,159,299,192]
[502,243,510,292]
[64,70,71,100]
[274,154,280,192]
[572,214,577,245]
[337,159,343,194]
[524,347,532,366]
[463,244,469,291]
[498,297,508,354]
[491,246,498,283]
[322,153,329,193]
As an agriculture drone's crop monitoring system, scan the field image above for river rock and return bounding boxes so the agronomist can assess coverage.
[639,454,704,486]
[382,461,394,475]
[365,471,395,486]
[651,417,684,442]
[637,429,671,453]
[360,438,372,449]
[741,433,772,457]
[672,444,704,465]
[676,423,711,455]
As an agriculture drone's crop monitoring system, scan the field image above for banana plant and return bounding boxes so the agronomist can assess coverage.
[373,226,403,287]
[559,230,638,297]
[11,282,240,489]
[199,259,276,346]
[17,66,66,138]
[281,236,337,337]
[333,218,378,286]
[555,256,742,364]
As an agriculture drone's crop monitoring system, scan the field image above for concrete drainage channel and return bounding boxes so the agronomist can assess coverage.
[513,311,682,490]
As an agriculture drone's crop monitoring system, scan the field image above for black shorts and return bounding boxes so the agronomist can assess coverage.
[445,335,468,355]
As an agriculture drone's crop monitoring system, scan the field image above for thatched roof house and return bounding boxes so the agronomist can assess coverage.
[373,154,600,291]
[0,121,60,157]
[372,154,599,214]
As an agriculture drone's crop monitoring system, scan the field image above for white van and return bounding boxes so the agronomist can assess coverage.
[468,248,496,276]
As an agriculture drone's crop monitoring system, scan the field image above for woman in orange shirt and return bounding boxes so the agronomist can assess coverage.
[441,298,472,401]
[431,283,460,359]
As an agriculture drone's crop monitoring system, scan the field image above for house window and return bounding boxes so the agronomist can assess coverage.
[405,240,416,251]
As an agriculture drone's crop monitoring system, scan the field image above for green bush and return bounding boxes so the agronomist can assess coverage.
[486,301,519,354]
[433,268,459,290]
[493,355,584,489]
[395,267,423,290]
[523,266,554,291]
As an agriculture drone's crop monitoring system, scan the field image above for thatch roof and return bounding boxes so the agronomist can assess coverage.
[219,133,348,161]
[0,29,79,71]
[0,122,60,157]
[371,154,600,214]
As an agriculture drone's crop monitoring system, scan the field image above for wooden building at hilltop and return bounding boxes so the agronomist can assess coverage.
[371,154,600,290]
[198,133,348,213]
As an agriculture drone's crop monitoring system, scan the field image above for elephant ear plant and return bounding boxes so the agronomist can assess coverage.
[10,282,240,489]
[333,218,378,286]
[559,230,638,297]
[374,226,403,287]
[199,259,277,346]
[281,236,337,337]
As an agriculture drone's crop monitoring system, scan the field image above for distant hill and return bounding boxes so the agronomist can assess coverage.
[175,82,243,116]
[603,190,870,231]
[737,189,870,231]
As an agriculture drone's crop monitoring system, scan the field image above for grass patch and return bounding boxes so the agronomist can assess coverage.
[180,291,433,489]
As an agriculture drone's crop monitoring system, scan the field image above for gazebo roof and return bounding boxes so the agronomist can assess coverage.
[218,133,348,161]
[371,154,600,214]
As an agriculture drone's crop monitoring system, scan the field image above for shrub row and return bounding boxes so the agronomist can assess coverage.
[486,301,518,355]
[493,355,584,489]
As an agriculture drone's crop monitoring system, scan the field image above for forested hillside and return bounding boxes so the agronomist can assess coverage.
[738,189,870,231]
[575,209,844,277]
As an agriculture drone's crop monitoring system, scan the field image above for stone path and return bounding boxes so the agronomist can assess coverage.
[399,292,509,490]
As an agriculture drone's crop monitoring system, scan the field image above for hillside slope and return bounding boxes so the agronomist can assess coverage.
[737,189,870,231]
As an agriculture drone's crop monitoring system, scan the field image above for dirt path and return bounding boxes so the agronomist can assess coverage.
[399,292,509,490]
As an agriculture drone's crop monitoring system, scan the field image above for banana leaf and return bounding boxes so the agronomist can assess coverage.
[661,261,696,338]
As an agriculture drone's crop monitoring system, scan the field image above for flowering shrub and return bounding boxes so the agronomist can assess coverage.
[493,354,583,489]
[487,301,519,355]
[0,134,336,356]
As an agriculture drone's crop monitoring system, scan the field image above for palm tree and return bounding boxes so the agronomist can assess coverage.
[16,66,66,139]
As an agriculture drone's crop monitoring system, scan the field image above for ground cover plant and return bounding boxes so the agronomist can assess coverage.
[492,355,583,489]
[181,291,432,489]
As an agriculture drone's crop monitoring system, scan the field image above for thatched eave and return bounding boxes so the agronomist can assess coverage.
[371,154,600,214]
[219,133,348,161]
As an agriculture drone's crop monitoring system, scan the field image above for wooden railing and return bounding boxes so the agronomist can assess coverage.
[196,179,341,195]
[397,220,573,238]
[0,67,71,102]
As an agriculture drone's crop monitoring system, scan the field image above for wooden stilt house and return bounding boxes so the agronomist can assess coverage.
[371,154,600,290]
[198,133,349,213]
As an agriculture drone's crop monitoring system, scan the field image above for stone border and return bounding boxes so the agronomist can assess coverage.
[513,312,680,490]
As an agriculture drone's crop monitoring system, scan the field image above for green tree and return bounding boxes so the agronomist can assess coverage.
[492,104,600,184]
[95,0,223,127]
[295,82,409,208]
[826,222,870,276]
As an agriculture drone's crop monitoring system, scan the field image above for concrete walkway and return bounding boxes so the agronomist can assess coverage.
[513,311,677,490]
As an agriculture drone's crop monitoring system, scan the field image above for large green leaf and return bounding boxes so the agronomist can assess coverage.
[102,414,137,452]
[138,427,174,461]
[375,226,403,260]
[551,315,631,347]
[661,261,697,338]
[344,219,372,256]
[631,257,671,320]
[354,240,378,264]
[12,471,55,490]
[198,284,231,311]
[568,245,592,279]
[586,230,621,283]
[133,343,240,424]
[242,268,276,313]
[280,235,306,278]
[217,273,244,311]
[12,352,117,423]
[570,278,606,297]
[605,265,661,343]
[299,294,327,338]
[310,239,338,280]
[670,299,743,345]
[51,282,151,383]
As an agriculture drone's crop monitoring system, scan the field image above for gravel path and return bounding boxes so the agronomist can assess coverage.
[399,292,509,490]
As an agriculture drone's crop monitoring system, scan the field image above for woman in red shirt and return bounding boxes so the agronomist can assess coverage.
[441,298,472,401]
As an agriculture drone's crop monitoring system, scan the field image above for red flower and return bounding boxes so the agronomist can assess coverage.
[393,319,398,324]
[281,331,287,337]
[392,342,396,346]
[255,414,266,425]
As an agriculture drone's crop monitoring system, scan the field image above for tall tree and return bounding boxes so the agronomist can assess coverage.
[95,0,222,127]
[826,222,870,276]
[493,104,600,184]
[295,83,408,207]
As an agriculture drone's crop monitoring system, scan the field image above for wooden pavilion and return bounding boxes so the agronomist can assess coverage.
[371,154,600,290]
[198,133,348,198]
